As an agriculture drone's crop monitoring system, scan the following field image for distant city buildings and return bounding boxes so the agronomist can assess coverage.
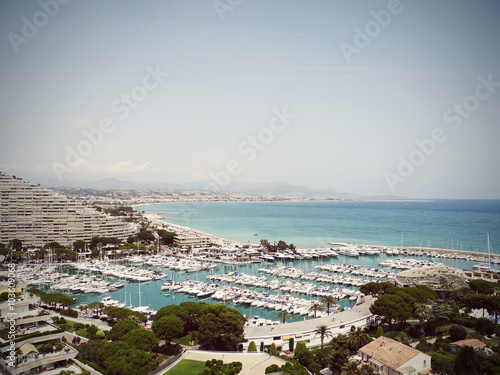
[0,172,137,247]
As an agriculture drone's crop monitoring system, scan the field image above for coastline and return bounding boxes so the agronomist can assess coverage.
[143,212,500,262]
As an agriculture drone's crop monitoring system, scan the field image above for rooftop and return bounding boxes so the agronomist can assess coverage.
[359,336,425,370]
[450,338,487,349]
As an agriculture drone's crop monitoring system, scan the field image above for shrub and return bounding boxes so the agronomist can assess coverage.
[247,341,257,352]
[449,325,468,342]
[476,318,496,335]
[265,364,280,373]
[86,325,98,336]
[60,308,78,318]
[416,339,432,353]
[74,323,85,330]
[376,325,384,338]
[95,330,105,339]
[269,342,279,356]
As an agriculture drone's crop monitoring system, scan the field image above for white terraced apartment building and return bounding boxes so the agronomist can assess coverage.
[0,171,137,247]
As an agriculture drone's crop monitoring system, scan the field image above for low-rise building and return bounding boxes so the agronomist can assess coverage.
[450,338,488,353]
[0,281,78,375]
[358,336,432,375]
[174,234,212,248]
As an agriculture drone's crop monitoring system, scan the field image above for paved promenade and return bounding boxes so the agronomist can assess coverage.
[243,295,375,350]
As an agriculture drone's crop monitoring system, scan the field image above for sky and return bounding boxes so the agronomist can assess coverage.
[1,0,499,199]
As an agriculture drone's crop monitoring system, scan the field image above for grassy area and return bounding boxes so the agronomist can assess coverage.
[54,319,92,338]
[172,331,198,346]
[165,359,206,375]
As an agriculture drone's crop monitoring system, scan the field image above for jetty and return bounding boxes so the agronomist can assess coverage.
[329,242,500,262]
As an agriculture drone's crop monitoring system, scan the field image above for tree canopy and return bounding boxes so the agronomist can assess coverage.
[107,319,140,341]
[198,304,246,350]
[152,314,184,343]
[369,294,412,328]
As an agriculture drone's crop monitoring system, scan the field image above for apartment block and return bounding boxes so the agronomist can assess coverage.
[0,280,79,374]
[0,172,137,247]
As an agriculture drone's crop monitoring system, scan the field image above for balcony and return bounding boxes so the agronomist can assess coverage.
[0,343,78,375]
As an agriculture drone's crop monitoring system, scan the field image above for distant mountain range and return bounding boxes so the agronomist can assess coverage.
[32,176,407,200]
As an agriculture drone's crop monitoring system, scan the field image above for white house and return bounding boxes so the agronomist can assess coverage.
[358,336,432,375]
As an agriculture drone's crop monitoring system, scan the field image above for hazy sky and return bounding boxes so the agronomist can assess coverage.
[1,0,499,199]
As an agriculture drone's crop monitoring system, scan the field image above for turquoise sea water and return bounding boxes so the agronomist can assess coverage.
[138,200,500,253]
[64,200,500,322]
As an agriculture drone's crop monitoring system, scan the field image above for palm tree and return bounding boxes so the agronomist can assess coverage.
[414,303,430,329]
[347,327,372,352]
[340,360,360,375]
[309,302,324,318]
[321,295,337,315]
[314,324,332,349]
[439,277,453,302]
[277,311,292,324]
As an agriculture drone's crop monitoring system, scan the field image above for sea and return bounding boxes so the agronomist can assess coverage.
[64,199,500,322]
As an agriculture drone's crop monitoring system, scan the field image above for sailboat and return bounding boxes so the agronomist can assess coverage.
[471,234,499,274]
[131,280,157,318]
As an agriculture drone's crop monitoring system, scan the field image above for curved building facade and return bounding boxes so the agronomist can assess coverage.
[0,172,137,247]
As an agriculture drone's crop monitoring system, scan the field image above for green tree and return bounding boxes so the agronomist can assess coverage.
[198,305,246,350]
[314,324,332,349]
[414,303,431,328]
[277,310,292,324]
[86,324,98,336]
[321,295,337,315]
[152,315,184,343]
[155,304,190,324]
[469,279,495,295]
[348,327,372,352]
[369,294,412,329]
[341,360,360,375]
[137,229,155,243]
[485,295,500,323]
[375,326,384,338]
[428,303,451,331]
[247,341,257,352]
[308,302,324,318]
[360,281,395,296]
[105,344,157,375]
[179,301,207,330]
[73,240,86,251]
[157,229,177,245]
[269,342,279,356]
[329,334,350,375]
[260,239,272,252]
[10,239,23,251]
[449,325,468,342]
[294,341,317,373]
[454,346,481,375]
[439,277,453,302]
[123,329,159,352]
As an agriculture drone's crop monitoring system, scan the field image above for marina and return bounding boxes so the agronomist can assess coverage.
[17,240,500,324]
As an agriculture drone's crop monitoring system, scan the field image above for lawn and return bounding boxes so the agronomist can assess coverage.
[172,331,198,346]
[165,359,206,375]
